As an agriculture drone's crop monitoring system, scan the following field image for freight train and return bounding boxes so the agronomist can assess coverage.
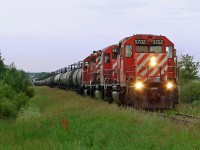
[34,34,179,109]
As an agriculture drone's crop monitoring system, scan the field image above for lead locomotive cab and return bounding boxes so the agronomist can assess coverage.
[115,34,179,109]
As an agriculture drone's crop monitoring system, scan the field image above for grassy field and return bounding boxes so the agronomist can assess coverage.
[0,87,200,149]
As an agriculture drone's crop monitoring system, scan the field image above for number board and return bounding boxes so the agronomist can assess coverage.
[112,48,118,53]
[152,40,163,45]
[134,39,146,45]
[134,39,164,45]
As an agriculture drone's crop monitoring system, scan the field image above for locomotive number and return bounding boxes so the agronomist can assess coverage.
[134,39,146,45]
[153,40,163,45]
[112,48,118,53]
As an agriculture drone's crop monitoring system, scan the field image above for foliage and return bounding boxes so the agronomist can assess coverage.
[178,54,200,104]
[4,66,32,94]
[191,100,200,107]
[0,53,33,119]
[180,80,200,103]
[179,54,200,82]
[26,87,35,98]
[0,82,29,118]
[0,55,6,80]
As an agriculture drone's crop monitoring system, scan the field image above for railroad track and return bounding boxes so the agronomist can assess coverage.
[175,112,200,120]
[156,112,200,125]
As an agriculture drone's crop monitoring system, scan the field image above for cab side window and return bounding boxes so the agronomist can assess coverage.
[126,45,132,57]
[104,53,110,63]
[166,46,173,58]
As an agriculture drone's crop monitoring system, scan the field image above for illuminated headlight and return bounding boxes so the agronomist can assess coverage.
[135,82,143,89]
[167,82,173,89]
[150,56,157,67]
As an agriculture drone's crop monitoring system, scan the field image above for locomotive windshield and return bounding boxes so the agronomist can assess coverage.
[150,46,162,53]
[136,46,148,53]
[136,46,162,53]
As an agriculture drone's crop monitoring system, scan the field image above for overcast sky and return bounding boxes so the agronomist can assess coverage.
[0,0,200,72]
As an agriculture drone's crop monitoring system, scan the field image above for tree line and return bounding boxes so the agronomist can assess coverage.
[0,53,34,119]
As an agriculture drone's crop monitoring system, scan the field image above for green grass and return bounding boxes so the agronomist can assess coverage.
[0,86,200,149]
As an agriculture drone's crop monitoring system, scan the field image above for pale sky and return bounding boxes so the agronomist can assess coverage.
[0,0,200,72]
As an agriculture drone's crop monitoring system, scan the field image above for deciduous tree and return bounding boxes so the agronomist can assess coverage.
[179,54,200,82]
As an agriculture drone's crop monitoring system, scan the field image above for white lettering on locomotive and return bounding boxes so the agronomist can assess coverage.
[153,40,163,45]
[134,39,146,45]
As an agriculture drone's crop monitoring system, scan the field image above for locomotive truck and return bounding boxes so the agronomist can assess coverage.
[35,34,179,109]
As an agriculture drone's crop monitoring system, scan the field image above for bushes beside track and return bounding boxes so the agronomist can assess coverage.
[0,82,29,118]
[180,80,200,104]
[0,54,34,119]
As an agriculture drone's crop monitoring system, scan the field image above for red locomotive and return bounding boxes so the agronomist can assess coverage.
[35,34,179,109]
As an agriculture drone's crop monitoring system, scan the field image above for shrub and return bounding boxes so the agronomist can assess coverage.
[0,82,29,119]
[0,81,15,99]
[15,93,29,110]
[4,68,32,93]
[0,97,18,118]
[180,81,200,103]
[26,87,35,98]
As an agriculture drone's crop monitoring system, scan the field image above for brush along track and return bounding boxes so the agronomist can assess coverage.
[156,112,200,125]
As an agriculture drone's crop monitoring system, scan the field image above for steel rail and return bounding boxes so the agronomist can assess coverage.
[175,112,200,120]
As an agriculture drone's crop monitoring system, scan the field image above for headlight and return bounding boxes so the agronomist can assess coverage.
[167,82,173,89]
[150,56,157,67]
[135,81,143,89]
